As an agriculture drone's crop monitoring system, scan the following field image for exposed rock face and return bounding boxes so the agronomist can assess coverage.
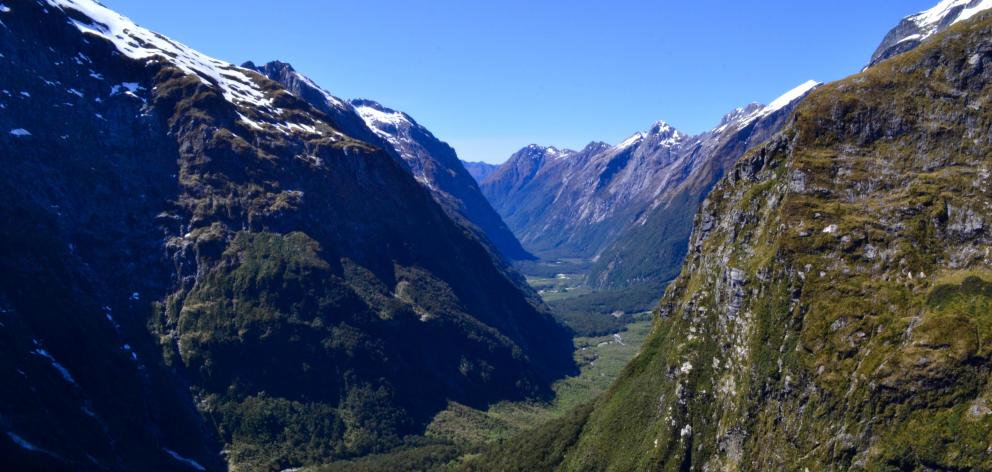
[470,8,992,472]
[249,62,533,262]
[0,1,573,470]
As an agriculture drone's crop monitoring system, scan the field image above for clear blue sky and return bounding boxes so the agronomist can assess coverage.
[104,0,936,163]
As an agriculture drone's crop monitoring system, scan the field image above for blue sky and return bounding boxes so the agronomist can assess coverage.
[104,0,936,163]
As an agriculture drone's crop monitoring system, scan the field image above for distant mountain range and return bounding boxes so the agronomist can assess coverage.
[480,81,819,293]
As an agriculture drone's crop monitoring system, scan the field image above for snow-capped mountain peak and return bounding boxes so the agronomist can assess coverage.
[716,103,764,129]
[714,80,820,133]
[615,120,685,151]
[870,0,992,66]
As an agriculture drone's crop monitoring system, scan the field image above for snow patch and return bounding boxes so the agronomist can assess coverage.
[616,132,644,150]
[762,80,820,116]
[912,0,992,33]
[110,82,142,95]
[163,448,206,471]
[6,432,57,458]
[0,4,10,13]
[354,103,410,129]
[32,348,76,385]
[9,128,31,137]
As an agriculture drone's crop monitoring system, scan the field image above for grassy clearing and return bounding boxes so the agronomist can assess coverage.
[425,317,653,446]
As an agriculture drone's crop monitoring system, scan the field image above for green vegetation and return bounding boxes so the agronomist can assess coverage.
[426,318,653,446]
[546,282,664,334]
[285,318,654,471]
[519,260,662,337]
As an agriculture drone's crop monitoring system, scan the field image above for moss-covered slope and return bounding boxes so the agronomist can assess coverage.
[470,10,992,472]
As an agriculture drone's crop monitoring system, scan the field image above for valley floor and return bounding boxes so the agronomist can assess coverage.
[317,268,655,471]
[425,315,652,446]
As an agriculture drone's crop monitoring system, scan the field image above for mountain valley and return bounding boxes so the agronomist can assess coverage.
[2,0,992,471]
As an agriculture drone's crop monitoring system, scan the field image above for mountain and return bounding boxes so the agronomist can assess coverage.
[469,7,992,470]
[0,1,573,471]
[869,0,992,66]
[586,81,820,291]
[247,62,533,262]
[461,160,499,183]
[350,99,534,261]
[480,122,687,259]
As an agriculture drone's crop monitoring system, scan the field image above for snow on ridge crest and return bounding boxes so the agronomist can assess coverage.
[45,0,280,113]
[616,132,645,150]
[714,80,820,133]
[292,70,348,110]
[761,80,820,116]
[911,0,992,34]
[614,120,684,151]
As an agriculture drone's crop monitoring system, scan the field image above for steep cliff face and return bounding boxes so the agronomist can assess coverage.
[471,9,992,472]
[249,62,533,262]
[0,1,573,470]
